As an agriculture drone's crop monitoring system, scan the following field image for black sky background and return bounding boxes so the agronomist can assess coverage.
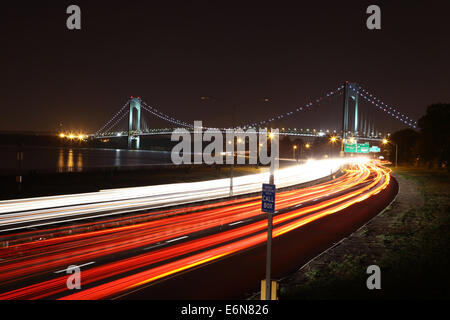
[1,1,449,133]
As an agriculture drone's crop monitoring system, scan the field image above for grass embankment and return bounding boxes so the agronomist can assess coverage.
[279,166,450,299]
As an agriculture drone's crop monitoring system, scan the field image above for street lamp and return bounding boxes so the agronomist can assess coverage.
[329,136,337,158]
[293,145,298,161]
[264,130,277,300]
[268,132,275,140]
[200,96,238,196]
[382,139,398,167]
[268,131,275,184]
[302,143,310,160]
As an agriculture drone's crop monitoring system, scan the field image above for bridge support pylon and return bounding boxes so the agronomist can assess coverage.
[128,98,141,149]
[341,82,359,156]
[342,82,359,140]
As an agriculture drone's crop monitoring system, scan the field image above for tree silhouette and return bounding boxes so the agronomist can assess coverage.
[390,129,420,165]
[417,103,450,168]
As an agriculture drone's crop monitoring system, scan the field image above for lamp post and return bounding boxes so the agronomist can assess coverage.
[305,143,310,159]
[382,139,398,167]
[264,130,276,300]
[201,96,269,196]
[268,131,275,184]
[293,145,298,162]
[329,136,337,158]
[16,149,24,192]
[229,105,236,196]
[329,136,337,177]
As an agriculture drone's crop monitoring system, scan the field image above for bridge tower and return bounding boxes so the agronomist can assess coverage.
[342,82,359,140]
[128,97,141,149]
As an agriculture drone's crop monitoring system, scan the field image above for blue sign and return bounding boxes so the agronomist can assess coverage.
[262,183,276,214]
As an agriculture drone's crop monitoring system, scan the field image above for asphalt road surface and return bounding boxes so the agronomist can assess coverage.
[0,160,396,300]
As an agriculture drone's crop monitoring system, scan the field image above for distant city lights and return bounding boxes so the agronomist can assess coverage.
[58,132,87,141]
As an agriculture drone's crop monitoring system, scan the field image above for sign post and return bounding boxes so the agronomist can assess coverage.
[262,182,275,300]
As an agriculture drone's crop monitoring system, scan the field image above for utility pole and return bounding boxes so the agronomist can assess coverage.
[230,105,236,196]
[265,213,273,299]
[265,132,275,300]
[16,149,24,192]
[341,82,348,157]
[383,139,398,168]
[395,143,398,168]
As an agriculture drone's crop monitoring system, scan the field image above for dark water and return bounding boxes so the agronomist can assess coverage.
[0,146,172,173]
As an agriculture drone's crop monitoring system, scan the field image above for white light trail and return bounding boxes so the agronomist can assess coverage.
[0,158,369,230]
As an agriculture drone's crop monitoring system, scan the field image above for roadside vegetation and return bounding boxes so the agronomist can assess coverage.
[385,103,449,170]
[279,166,450,299]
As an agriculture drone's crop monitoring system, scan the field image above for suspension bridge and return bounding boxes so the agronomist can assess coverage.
[90,82,417,149]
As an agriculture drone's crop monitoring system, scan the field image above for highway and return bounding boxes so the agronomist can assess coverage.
[0,158,348,232]
[0,159,395,300]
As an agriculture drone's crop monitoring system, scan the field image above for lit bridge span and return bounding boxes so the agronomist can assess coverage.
[88,82,417,148]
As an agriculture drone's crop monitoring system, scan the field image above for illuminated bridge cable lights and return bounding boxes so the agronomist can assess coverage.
[96,85,346,135]
[140,101,194,128]
[358,91,417,128]
[141,105,193,128]
[95,100,131,135]
[104,110,130,135]
[354,85,417,128]
[242,85,345,129]
[94,83,416,136]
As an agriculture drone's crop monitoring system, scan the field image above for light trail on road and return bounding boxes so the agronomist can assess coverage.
[0,159,392,300]
[0,159,351,232]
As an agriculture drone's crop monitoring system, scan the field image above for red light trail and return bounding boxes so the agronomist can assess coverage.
[0,161,391,300]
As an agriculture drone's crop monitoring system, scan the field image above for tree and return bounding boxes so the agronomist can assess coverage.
[390,129,420,164]
[417,103,450,168]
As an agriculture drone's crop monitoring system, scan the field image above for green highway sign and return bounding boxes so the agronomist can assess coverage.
[344,142,369,154]
[344,143,356,153]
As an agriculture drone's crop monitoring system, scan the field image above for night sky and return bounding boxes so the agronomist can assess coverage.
[2,1,449,133]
